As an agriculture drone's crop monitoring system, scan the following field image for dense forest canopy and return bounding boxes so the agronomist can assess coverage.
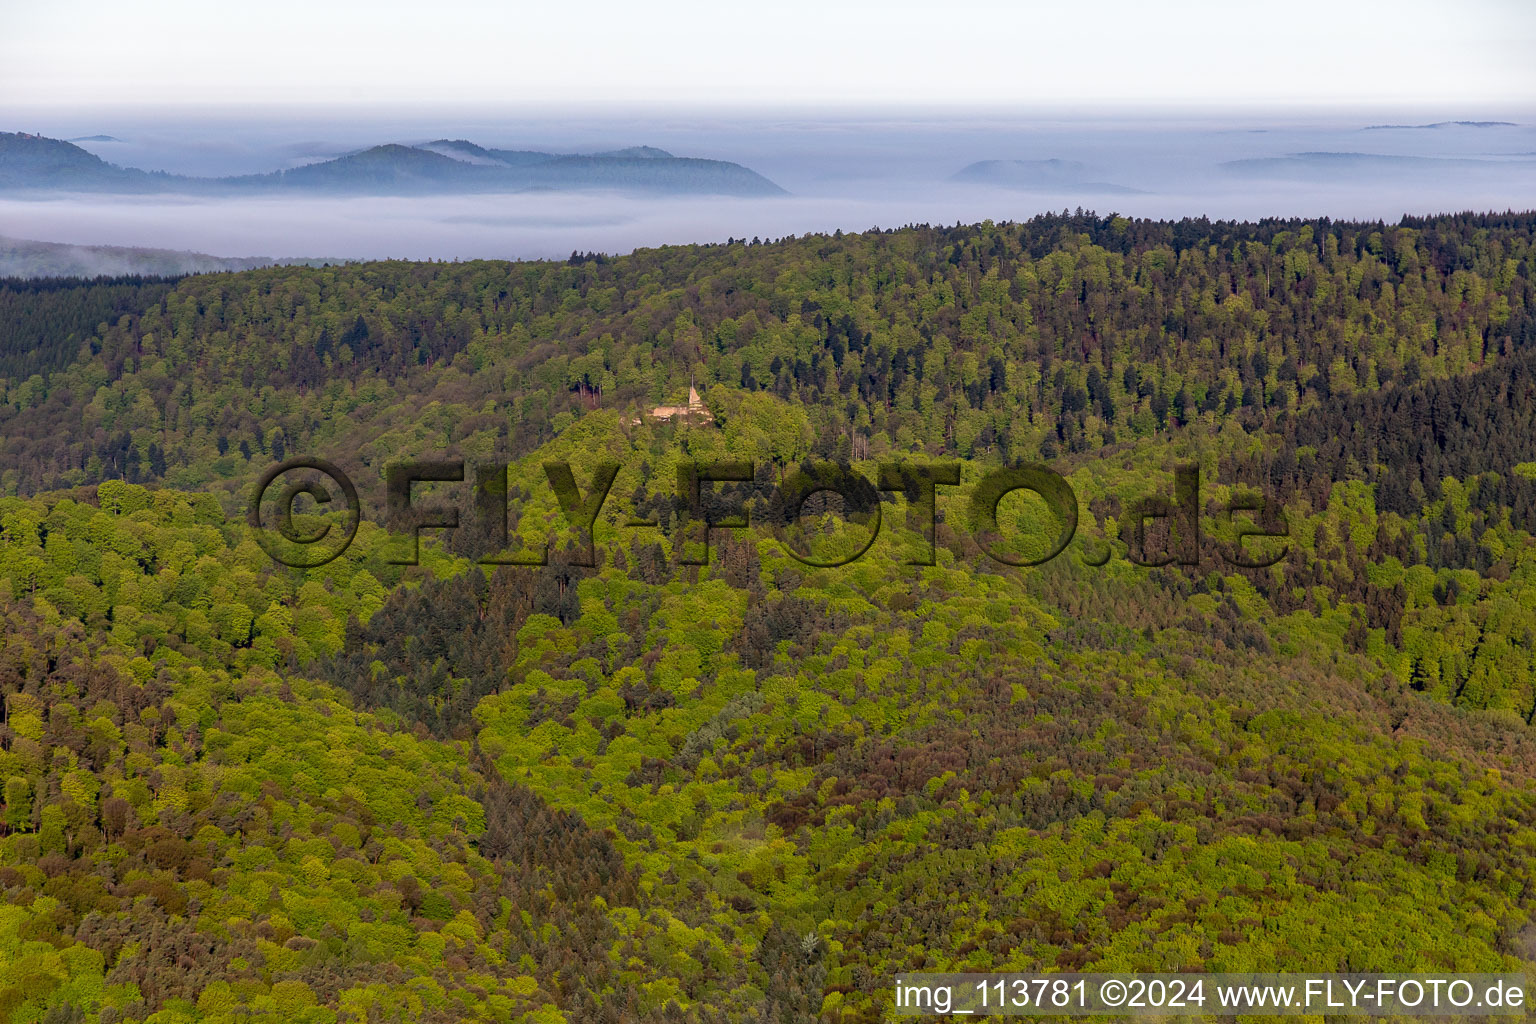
[3,211,1536,1022]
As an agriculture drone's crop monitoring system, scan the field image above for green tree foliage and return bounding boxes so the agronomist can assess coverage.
[1,212,1536,1021]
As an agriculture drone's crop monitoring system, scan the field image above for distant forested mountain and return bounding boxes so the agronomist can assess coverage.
[0,132,169,191]
[0,131,786,196]
[5,212,1536,1023]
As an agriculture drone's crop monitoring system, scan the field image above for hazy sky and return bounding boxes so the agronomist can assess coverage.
[4,0,1534,110]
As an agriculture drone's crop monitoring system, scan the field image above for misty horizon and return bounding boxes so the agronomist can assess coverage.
[3,109,1534,270]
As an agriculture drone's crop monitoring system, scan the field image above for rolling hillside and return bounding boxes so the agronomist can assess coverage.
[1,212,1536,1022]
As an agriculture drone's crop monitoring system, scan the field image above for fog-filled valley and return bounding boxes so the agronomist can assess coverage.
[2,109,1532,273]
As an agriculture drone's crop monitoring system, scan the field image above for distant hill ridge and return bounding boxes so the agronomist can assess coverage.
[1363,120,1518,130]
[0,234,341,279]
[952,158,1142,194]
[0,131,786,196]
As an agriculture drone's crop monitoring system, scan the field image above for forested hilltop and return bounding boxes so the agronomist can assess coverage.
[3,212,1536,1022]
[0,236,338,282]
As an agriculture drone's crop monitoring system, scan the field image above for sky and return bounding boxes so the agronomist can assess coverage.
[4,0,1535,110]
